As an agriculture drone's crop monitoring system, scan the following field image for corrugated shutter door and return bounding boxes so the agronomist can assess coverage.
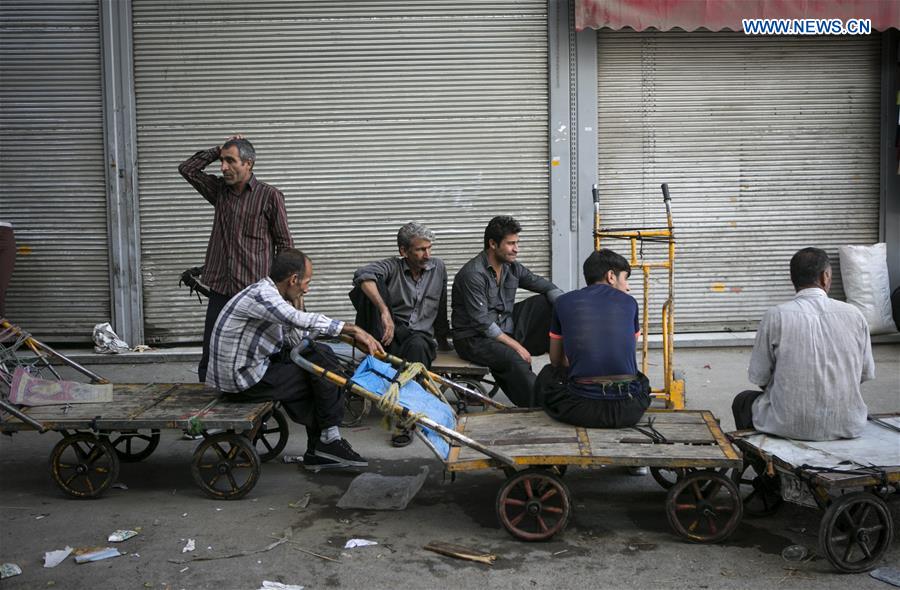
[0,0,110,339]
[133,1,550,343]
[596,31,881,332]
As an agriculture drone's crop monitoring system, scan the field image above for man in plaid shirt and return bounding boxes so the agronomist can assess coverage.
[208,249,383,470]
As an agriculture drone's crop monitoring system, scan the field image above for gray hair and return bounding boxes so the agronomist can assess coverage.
[397,222,435,250]
[222,137,256,166]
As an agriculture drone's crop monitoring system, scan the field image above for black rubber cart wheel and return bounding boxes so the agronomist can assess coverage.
[340,393,371,427]
[191,432,260,500]
[443,377,489,414]
[665,469,743,543]
[106,429,161,462]
[730,461,783,517]
[253,407,289,462]
[818,491,894,573]
[496,468,572,541]
[49,432,120,498]
[650,467,686,490]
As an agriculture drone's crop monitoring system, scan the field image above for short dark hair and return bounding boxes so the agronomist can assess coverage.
[484,215,521,249]
[789,247,830,289]
[222,137,256,166]
[270,248,307,282]
[583,249,631,285]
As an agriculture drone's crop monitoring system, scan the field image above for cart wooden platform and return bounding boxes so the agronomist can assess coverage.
[294,339,745,543]
[729,414,899,573]
[448,408,744,542]
[0,383,286,500]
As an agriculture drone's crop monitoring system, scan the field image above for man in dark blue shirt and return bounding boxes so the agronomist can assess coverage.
[535,249,651,428]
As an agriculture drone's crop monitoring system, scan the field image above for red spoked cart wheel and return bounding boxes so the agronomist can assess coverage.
[496,468,572,541]
[665,469,743,543]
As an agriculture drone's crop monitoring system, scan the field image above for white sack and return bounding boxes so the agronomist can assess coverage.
[838,243,896,335]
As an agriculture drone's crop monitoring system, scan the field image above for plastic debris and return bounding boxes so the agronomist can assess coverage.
[92,322,130,354]
[108,530,138,543]
[111,482,129,490]
[781,545,808,561]
[337,466,428,511]
[259,582,304,590]
[424,541,496,565]
[74,547,122,563]
[871,567,900,587]
[43,547,73,568]
[0,563,22,579]
[344,539,377,549]
[179,567,189,573]
[289,493,311,510]
[182,539,195,553]
[35,514,48,520]
[282,455,303,464]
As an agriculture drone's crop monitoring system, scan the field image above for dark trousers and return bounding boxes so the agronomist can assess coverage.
[198,291,231,383]
[454,295,553,407]
[732,390,763,430]
[226,344,344,453]
[0,226,15,318]
[349,284,437,368]
[387,324,437,368]
[537,365,651,428]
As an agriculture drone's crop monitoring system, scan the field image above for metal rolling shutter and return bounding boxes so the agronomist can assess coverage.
[133,1,550,343]
[596,31,881,332]
[0,0,109,339]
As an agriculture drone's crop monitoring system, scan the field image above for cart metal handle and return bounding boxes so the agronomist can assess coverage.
[289,338,516,467]
[336,334,508,410]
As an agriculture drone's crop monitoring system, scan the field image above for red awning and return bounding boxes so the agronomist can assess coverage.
[576,0,900,32]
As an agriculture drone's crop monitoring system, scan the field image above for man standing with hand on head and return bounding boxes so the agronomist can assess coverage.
[179,135,292,382]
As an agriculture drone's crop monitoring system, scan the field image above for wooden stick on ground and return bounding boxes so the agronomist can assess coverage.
[424,541,496,565]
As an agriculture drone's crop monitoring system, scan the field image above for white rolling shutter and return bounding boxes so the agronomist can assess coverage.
[132,0,550,343]
[596,31,881,332]
[0,0,109,339]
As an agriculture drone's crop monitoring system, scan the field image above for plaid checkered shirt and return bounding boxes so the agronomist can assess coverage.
[207,277,343,392]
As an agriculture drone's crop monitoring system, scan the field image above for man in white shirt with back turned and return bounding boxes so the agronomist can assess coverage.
[732,247,875,441]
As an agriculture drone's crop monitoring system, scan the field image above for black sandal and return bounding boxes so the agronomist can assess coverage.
[391,429,413,447]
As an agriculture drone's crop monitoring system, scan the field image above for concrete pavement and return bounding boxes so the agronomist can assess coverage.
[0,342,897,589]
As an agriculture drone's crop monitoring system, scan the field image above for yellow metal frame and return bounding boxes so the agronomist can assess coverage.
[592,184,684,409]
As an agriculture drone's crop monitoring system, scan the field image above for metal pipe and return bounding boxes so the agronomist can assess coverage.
[291,340,516,467]
[0,399,47,432]
[0,321,109,384]
[339,335,508,410]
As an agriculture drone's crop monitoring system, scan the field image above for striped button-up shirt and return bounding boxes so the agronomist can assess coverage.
[749,288,875,440]
[179,147,293,296]
[207,277,344,393]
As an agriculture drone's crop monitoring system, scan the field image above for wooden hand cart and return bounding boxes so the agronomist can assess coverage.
[0,321,289,500]
[729,415,899,573]
[294,337,744,543]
